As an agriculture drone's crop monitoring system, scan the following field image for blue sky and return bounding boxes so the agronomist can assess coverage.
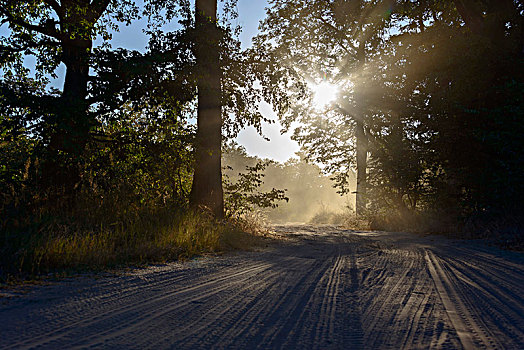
[234,0,300,162]
[108,0,270,51]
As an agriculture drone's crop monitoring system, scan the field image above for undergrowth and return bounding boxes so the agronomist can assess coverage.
[0,206,269,284]
[306,202,523,251]
[354,209,523,251]
[309,205,370,230]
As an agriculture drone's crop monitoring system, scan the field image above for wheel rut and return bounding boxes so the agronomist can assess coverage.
[0,224,522,349]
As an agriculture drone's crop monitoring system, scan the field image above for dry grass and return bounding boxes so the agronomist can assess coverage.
[1,208,271,284]
[342,214,372,231]
[38,213,219,269]
[309,209,348,226]
[309,207,372,231]
[221,211,281,251]
[357,209,523,251]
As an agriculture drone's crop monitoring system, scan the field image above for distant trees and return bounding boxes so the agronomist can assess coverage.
[222,143,350,223]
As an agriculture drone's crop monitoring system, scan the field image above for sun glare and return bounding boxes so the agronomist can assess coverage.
[311,82,339,109]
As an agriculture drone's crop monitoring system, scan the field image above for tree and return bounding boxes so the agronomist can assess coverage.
[447,0,524,216]
[189,0,224,217]
[255,0,523,229]
[363,0,524,227]
[88,0,260,218]
[0,0,138,191]
[252,0,395,215]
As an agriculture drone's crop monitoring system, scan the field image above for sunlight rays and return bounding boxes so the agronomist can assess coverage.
[310,81,340,109]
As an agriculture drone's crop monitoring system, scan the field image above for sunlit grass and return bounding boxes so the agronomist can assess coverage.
[1,207,270,284]
[36,212,216,270]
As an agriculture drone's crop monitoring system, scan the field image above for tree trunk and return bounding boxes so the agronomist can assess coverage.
[355,119,368,216]
[453,0,485,35]
[190,0,224,218]
[354,42,368,216]
[50,39,92,155]
[44,38,92,198]
[38,0,109,201]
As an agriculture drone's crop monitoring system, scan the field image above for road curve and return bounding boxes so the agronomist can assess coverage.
[1,225,523,349]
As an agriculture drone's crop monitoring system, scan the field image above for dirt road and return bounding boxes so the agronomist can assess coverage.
[1,225,523,349]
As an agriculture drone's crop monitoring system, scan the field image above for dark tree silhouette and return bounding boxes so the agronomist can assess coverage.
[190,0,224,218]
[0,0,137,193]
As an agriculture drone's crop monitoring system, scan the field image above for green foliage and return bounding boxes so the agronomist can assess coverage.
[255,0,524,235]
[0,0,284,279]
[86,109,194,207]
[224,159,288,218]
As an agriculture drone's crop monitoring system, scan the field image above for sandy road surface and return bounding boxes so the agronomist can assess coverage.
[1,225,523,349]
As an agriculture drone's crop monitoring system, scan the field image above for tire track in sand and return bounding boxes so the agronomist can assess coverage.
[425,249,496,349]
[3,262,271,349]
[338,242,364,350]
[1,225,522,349]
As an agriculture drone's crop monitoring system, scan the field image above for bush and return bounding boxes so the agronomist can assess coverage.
[0,113,271,283]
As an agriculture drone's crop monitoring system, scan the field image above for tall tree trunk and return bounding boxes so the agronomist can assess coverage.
[45,38,92,198]
[354,42,368,216]
[355,119,368,216]
[190,0,224,218]
[50,39,92,155]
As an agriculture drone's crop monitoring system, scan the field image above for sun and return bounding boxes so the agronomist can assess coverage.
[311,81,339,109]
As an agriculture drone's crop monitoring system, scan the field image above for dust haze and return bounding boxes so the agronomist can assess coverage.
[223,145,355,224]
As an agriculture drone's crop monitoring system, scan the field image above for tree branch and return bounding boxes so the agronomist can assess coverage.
[0,6,63,41]
[0,43,25,53]
[42,0,64,20]
[88,0,112,23]
[453,0,485,34]
[317,16,358,58]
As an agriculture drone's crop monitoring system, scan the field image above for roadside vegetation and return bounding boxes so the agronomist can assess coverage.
[0,132,282,283]
[1,0,523,281]
[251,0,523,247]
[0,1,283,283]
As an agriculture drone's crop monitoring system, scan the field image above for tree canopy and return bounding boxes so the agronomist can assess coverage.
[1,0,523,242]
[252,0,524,230]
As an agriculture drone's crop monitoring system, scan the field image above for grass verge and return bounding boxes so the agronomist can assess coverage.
[0,208,271,285]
